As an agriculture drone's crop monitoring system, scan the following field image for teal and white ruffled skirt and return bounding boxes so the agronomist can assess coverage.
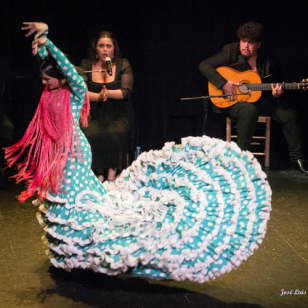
[35,135,271,283]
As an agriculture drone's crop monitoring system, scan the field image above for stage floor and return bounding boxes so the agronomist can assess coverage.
[0,169,307,308]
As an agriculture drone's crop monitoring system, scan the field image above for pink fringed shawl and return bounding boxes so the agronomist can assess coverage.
[4,85,90,202]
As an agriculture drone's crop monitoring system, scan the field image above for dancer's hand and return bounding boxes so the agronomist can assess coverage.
[21,22,48,39]
[21,22,48,55]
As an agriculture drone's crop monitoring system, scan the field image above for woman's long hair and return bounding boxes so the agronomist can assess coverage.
[40,55,65,79]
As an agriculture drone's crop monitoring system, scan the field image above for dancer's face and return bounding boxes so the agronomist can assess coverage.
[41,72,61,90]
[96,37,114,62]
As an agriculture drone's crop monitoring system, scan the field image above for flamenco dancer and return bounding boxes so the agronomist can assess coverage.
[5,22,271,283]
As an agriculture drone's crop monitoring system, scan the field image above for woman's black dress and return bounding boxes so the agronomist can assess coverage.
[81,58,134,174]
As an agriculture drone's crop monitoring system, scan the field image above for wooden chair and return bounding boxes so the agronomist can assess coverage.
[226,116,271,169]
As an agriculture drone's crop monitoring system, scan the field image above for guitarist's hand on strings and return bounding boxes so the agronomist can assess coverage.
[223,81,239,101]
[271,83,283,98]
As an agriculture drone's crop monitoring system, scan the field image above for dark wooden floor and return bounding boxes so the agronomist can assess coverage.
[0,169,307,308]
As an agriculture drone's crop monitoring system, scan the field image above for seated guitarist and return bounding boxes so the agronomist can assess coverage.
[199,20,308,174]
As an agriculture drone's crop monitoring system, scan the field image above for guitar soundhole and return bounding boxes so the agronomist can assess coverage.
[238,84,250,94]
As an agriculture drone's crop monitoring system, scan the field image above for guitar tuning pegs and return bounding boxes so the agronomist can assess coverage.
[301,78,308,90]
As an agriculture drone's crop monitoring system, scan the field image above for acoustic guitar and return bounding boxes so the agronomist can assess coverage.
[208,66,308,108]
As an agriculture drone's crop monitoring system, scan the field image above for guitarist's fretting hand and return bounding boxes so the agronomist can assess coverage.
[271,83,283,98]
[223,81,240,101]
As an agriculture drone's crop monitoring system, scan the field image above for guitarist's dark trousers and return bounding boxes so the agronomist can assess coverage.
[216,99,303,161]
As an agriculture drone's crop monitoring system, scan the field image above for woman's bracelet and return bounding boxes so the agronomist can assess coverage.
[38,30,49,38]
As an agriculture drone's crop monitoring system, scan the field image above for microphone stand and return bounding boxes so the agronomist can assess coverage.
[179,94,230,102]
[179,96,214,135]
[179,93,250,135]
[82,69,108,73]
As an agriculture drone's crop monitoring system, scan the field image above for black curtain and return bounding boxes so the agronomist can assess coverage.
[4,1,308,160]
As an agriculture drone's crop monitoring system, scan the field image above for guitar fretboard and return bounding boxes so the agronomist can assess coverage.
[247,83,302,91]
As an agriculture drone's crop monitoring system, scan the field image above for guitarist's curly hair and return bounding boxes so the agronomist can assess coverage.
[237,21,263,42]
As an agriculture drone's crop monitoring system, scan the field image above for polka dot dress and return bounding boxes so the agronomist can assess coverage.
[35,39,272,283]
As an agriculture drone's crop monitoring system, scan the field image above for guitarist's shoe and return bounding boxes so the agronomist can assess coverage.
[291,159,308,174]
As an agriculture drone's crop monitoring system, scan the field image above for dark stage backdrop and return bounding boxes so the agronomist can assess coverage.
[3,1,308,165]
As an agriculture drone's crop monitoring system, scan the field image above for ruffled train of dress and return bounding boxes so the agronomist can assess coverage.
[35,135,271,283]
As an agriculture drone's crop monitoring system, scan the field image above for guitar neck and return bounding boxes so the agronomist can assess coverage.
[247,83,302,91]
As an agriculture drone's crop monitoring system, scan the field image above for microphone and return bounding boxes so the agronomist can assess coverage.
[105,57,112,76]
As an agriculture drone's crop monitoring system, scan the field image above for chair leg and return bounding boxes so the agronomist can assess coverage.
[264,117,271,169]
[226,116,271,169]
[226,117,231,142]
